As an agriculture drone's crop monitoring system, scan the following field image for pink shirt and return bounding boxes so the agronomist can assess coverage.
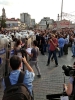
[49,38,58,51]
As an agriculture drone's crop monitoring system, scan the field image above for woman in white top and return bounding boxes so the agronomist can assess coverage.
[14,39,23,70]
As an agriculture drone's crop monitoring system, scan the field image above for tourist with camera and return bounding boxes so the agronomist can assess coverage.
[14,39,22,55]
[14,39,25,70]
[2,55,35,100]
[63,62,75,99]
[46,34,58,67]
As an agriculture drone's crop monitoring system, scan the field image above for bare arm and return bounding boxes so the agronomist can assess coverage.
[50,39,58,47]
[64,83,73,96]
[70,35,74,41]
[22,56,34,72]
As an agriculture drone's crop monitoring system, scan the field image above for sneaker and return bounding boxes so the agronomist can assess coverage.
[72,55,75,57]
[37,75,41,78]
[41,53,45,55]
[51,58,54,61]
[58,56,61,58]
[55,64,58,67]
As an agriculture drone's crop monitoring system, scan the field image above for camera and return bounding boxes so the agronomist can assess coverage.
[62,65,75,76]
[20,45,26,57]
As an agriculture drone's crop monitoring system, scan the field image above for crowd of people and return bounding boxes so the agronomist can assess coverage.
[34,28,75,99]
[34,28,75,66]
[1,28,75,100]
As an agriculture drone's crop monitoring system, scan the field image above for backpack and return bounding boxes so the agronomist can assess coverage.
[2,72,32,100]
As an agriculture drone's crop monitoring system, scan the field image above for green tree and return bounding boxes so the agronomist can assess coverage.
[1,17,6,28]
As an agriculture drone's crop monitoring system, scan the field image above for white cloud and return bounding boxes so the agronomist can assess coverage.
[0,0,13,5]
[0,0,75,23]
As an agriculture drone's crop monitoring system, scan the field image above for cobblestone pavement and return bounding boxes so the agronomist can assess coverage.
[0,48,75,100]
[33,48,75,100]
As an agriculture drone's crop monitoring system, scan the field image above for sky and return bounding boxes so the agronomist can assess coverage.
[0,0,75,23]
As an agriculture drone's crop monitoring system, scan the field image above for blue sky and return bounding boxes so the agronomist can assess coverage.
[0,0,75,23]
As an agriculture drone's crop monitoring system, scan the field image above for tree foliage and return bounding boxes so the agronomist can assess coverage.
[0,17,6,28]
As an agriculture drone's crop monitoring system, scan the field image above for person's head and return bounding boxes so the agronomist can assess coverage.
[33,40,37,46]
[10,55,22,70]
[64,35,67,38]
[51,34,55,40]
[16,39,22,47]
[11,35,14,40]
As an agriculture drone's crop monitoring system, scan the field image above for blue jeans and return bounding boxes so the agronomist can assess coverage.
[47,50,58,65]
[58,47,63,57]
[47,44,50,53]
[72,45,75,56]
[41,44,44,54]
[44,44,47,52]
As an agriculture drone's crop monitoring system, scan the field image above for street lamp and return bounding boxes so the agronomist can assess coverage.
[61,0,63,20]
[0,17,1,26]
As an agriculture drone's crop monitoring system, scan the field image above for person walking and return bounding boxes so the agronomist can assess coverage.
[26,40,41,78]
[46,34,58,67]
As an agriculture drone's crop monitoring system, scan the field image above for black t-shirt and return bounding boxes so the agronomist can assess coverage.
[36,35,41,42]
[41,36,45,44]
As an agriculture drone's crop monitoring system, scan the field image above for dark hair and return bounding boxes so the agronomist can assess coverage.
[10,55,21,70]
[33,40,37,46]
[16,39,21,47]
[11,35,14,39]
[73,62,75,65]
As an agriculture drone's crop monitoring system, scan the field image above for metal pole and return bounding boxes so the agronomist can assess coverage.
[61,0,63,20]
[58,14,59,21]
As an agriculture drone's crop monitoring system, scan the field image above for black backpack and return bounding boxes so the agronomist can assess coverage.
[2,72,32,100]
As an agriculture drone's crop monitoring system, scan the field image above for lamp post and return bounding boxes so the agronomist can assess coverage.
[0,17,1,26]
[61,0,63,20]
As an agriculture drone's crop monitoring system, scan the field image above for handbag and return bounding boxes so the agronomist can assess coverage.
[56,47,60,51]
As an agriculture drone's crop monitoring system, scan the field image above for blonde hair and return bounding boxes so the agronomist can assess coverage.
[51,34,55,37]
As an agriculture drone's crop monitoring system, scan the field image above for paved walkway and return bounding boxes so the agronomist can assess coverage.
[0,48,75,100]
[33,48,74,100]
